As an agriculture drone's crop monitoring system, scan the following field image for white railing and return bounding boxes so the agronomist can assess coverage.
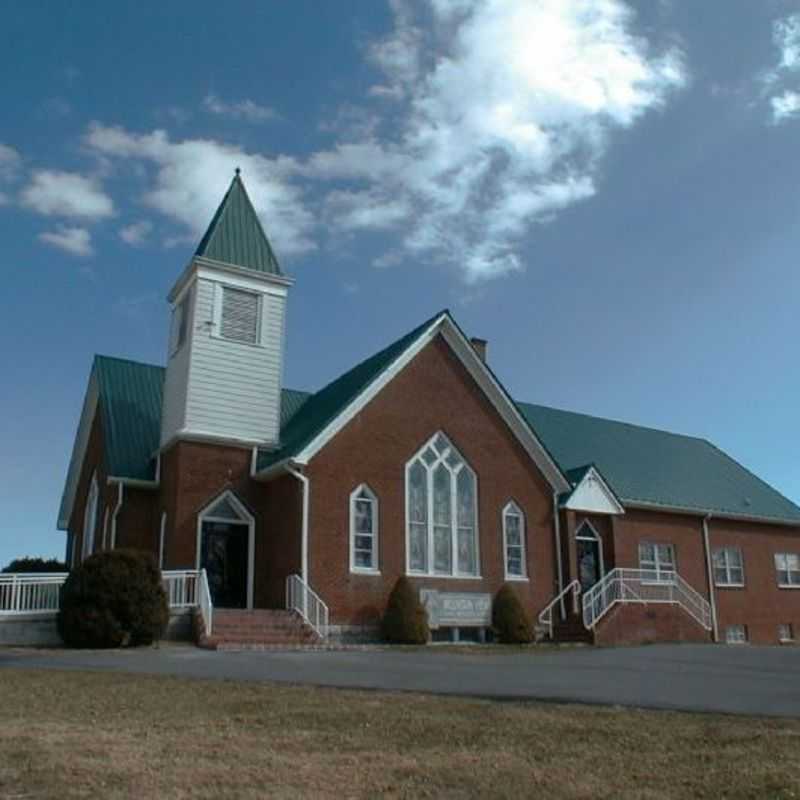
[0,573,68,616]
[286,574,329,639]
[197,569,213,637]
[582,568,712,631]
[161,570,200,608]
[538,580,581,639]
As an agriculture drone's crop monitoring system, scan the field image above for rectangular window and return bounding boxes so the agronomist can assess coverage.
[775,553,800,587]
[778,623,794,643]
[713,547,744,587]
[725,624,747,644]
[639,542,676,582]
[220,286,260,344]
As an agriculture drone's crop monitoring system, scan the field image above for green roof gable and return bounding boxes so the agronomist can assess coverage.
[194,171,282,275]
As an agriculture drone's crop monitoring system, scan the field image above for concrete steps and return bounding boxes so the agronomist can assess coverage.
[197,608,320,650]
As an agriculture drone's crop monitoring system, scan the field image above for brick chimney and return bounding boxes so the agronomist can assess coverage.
[470,337,488,363]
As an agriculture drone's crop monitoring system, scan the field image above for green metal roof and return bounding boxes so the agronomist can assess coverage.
[194,171,282,275]
[517,402,800,524]
[94,355,164,481]
[80,311,800,526]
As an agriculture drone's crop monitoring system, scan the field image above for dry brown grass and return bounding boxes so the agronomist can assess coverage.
[0,668,799,799]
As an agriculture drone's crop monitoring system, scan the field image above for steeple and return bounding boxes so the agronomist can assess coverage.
[194,169,282,275]
[159,171,293,450]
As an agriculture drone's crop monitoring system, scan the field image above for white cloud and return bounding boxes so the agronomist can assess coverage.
[84,123,315,256]
[765,13,800,123]
[771,90,800,122]
[203,93,280,123]
[21,170,114,220]
[303,0,686,283]
[38,226,93,257]
[119,220,153,246]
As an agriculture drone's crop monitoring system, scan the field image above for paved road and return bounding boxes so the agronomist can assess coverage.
[2,643,799,717]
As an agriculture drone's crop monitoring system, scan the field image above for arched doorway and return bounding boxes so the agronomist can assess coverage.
[196,491,254,609]
[575,520,604,593]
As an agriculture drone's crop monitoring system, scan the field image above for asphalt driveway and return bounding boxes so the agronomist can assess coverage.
[2,643,799,717]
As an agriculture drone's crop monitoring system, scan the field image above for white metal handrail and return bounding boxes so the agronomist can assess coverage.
[161,570,200,608]
[582,568,712,631]
[0,573,68,615]
[537,579,581,639]
[286,574,329,638]
[197,569,213,637]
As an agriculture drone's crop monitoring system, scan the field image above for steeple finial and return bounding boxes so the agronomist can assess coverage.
[234,166,241,177]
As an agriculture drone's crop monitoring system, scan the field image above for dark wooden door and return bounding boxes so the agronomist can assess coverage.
[201,521,248,608]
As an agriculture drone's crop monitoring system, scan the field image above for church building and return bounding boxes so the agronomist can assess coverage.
[58,172,800,647]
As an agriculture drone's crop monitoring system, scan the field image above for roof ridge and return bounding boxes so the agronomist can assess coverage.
[516,400,709,444]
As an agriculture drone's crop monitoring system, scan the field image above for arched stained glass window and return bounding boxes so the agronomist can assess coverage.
[405,432,479,577]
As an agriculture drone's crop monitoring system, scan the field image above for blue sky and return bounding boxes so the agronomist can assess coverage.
[1,0,799,566]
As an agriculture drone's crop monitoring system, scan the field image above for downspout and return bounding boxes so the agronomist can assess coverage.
[286,465,310,586]
[552,491,566,620]
[702,513,719,642]
[110,483,124,550]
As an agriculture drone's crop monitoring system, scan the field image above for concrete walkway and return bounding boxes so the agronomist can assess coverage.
[2,643,799,717]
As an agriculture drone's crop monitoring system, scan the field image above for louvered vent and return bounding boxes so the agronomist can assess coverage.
[221,287,260,344]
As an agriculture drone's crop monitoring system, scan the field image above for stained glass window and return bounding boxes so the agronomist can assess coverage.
[503,502,526,578]
[405,432,478,577]
[350,485,378,571]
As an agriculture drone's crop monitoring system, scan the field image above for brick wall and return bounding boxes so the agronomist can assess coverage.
[595,602,711,646]
[305,334,559,626]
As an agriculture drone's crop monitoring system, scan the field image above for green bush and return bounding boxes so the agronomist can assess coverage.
[492,584,533,644]
[2,557,68,573]
[57,550,169,648]
[382,577,429,644]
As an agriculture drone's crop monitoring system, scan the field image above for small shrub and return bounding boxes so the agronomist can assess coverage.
[57,550,168,648]
[2,557,68,573]
[382,577,429,644]
[492,584,533,644]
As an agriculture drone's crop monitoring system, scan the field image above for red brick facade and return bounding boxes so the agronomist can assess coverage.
[67,335,800,646]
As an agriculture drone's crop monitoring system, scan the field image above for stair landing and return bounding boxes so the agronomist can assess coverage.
[197,608,320,651]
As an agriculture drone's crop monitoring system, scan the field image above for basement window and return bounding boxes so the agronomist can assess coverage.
[778,623,794,643]
[725,624,748,645]
[220,286,260,344]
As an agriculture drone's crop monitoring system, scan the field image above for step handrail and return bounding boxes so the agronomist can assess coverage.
[582,568,712,631]
[286,574,329,639]
[197,568,213,637]
[537,579,581,639]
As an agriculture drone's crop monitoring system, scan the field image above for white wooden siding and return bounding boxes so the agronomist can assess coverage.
[183,278,285,443]
[160,288,193,446]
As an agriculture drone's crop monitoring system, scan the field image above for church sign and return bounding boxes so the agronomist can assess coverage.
[419,589,492,629]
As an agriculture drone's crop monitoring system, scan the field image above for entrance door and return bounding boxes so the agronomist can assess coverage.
[575,521,604,593]
[201,521,248,608]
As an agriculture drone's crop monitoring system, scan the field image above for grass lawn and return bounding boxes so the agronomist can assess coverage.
[1,669,799,799]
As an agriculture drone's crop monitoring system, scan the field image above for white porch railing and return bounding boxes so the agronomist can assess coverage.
[286,574,329,638]
[161,570,200,608]
[537,579,581,640]
[0,573,68,616]
[582,568,712,631]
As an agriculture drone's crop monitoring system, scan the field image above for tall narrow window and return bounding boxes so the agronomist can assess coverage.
[503,502,527,580]
[220,286,260,344]
[405,432,479,577]
[350,485,379,573]
[639,542,675,582]
[775,553,800,587]
[713,547,744,586]
[82,472,99,560]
